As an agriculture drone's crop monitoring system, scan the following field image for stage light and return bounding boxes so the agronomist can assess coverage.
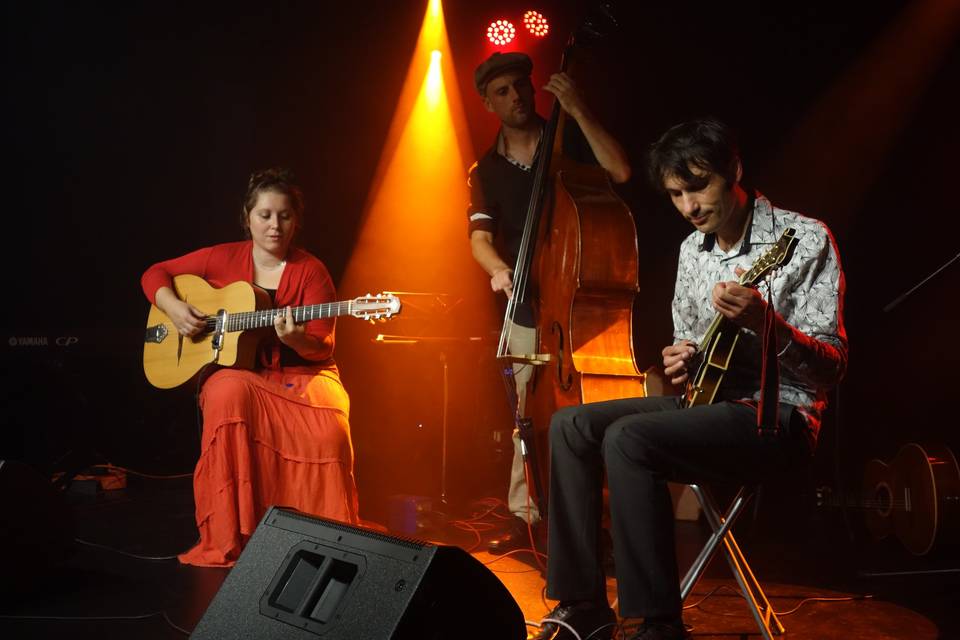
[523,10,549,37]
[487,19,516,46]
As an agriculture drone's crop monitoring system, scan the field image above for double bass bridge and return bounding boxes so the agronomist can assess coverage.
[497,353,552,366]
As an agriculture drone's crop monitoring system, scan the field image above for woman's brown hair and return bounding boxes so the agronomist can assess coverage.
[240,167,305,237]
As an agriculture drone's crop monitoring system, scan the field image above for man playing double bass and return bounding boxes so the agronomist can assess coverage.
[466,51,631,553]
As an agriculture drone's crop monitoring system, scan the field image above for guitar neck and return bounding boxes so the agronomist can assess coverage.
[695,265,767,351]
[219,301,354,332]
[697,312,725,351]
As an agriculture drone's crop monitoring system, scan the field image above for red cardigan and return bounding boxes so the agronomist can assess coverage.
[141,241,336,366]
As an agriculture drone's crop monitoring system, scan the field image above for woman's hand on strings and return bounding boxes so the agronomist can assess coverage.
[157,289,206,337]
[274,306,306,344]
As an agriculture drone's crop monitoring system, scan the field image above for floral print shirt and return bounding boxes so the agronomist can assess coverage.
[672,193,848,437]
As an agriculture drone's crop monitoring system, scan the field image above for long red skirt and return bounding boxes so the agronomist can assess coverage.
[178,366,358,567]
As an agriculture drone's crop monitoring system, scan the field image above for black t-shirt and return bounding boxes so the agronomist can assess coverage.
[466,118,596,327]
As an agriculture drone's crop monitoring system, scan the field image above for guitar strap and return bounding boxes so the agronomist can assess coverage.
[757,273,780,436]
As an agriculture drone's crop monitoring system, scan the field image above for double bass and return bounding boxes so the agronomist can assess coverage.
[500,10,647,512]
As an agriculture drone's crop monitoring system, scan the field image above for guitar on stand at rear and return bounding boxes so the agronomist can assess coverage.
[816,442,960,556]
[143,274,400,389]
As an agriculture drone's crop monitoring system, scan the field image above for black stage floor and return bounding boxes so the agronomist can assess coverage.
[2,471,958,639]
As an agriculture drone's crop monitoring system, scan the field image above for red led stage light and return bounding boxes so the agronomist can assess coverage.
[487,19,516,46]
[523,10,549,37]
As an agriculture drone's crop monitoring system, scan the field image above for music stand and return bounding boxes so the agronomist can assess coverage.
[372,291,487,506]
[374,333,487,505]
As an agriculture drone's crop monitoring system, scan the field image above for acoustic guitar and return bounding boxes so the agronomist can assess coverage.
[818,443,960,556]
[682,227,798,408]
[143,274,400,389]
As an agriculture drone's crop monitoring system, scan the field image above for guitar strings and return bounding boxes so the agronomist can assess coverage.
[202,301,353,332]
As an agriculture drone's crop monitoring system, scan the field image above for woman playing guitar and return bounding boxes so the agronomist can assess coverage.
[141,168,360,566]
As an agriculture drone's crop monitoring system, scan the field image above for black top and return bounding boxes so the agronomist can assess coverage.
[466,118,596,327]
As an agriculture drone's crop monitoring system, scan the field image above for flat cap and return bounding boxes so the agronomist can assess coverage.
[474,52,533,95]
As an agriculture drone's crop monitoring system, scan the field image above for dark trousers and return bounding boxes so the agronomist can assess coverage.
[545,395,811,619]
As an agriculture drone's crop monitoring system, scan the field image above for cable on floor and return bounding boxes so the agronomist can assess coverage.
[74,536,198,561]
[0,610,191,636]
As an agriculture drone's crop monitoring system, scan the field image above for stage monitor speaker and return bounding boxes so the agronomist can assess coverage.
[191,506,526,639]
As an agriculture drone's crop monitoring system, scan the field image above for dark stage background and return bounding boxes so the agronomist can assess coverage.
[3,0,958,544]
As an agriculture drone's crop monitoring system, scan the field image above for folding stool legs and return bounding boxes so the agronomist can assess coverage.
[679,484,785,639]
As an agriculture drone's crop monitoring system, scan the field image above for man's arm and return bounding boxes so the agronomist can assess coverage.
[712,226,848,388]
[543,72,631,184]
[466,161,516,296]
[714,284,846,388]
[470,230,515,297]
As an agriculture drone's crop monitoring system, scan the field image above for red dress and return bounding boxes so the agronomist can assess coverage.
[142,241,359,566]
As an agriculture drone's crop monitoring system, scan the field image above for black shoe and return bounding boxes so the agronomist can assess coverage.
[487,516,538,554]
[530,601,616,640]
[626,620,690,640]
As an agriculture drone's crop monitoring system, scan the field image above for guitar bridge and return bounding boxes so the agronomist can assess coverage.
[145,324,168,344]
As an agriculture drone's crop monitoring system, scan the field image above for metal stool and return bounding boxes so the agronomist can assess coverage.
[680,484,785,638]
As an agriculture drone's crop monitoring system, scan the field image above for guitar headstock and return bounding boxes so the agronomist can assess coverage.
[351,293,402,322]
[738,227,798,287]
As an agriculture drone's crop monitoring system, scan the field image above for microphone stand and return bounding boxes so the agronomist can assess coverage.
[883,252,959,313]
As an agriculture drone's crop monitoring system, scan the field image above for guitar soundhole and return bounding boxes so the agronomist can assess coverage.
[873,483,892,516]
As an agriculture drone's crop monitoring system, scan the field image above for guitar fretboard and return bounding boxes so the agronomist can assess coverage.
[206,302,353,333]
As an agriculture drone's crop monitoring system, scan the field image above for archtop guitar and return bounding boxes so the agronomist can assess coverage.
[682,227,798,408]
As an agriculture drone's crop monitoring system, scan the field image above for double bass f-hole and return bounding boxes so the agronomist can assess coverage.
[551,320,573,391]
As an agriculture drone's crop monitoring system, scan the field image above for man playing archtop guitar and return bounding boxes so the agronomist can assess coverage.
[532,118,848,640]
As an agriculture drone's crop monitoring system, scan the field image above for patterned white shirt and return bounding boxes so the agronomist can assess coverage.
[672,193,848,437]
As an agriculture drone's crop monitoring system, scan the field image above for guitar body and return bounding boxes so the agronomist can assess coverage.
[684,319,741,407]
[862,443,960,556]
[680,228,798,409]
[143,275,271,389]
[862,457,894,541]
